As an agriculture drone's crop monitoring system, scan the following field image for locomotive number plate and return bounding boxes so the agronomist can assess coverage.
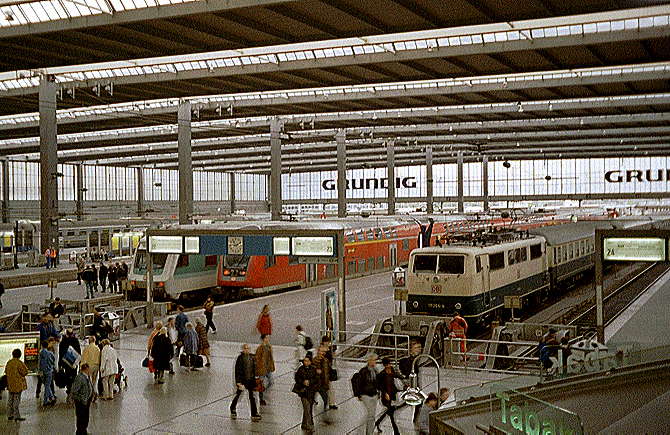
[431,285,442,294]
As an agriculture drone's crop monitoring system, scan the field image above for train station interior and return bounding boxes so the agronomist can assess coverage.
[0,1,669,434]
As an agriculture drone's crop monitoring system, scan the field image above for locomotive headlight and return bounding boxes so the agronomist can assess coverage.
[412,301,419,308]
[433,277,439,283]
[454,303,462,310]
[381,320,394,334]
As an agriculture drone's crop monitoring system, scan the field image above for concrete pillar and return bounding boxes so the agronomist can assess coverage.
[1,159,9,223]
[265,173,271,210]
[75,163,84,221]
[457,151,464,213]
[387,141,395,215]
[482,155,489,212]
[177,101,193,224]
[336,129,347,218]
[270,117,282,221]
[39,75,59,253]
[426,146,434,214]
[229,172,236,215]
[136,167,144,217]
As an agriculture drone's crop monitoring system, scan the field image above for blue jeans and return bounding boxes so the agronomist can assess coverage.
[42,372,55,405]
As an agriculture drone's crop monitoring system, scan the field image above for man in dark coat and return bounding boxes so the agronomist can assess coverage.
[49,298,65,318]
[150,328,173,384]
[98,262,108,293]
[230,343,261,421]
[375,357,402,435]
[0,280,4,309]
[71,363,93,435]
[59,328,82,397]
[107,264,118,293]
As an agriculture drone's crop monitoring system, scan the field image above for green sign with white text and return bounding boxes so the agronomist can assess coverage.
[495,391,583,435]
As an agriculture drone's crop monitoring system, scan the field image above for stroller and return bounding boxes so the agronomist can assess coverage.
[115,358,128,391]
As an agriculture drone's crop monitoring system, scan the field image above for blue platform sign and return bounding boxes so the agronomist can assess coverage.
[197,235,336,257]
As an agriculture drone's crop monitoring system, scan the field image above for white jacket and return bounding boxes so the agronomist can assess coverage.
[100,345,119,377]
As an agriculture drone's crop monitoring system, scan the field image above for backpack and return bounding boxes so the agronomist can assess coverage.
[351,370,362,397]
[303,335,313,351]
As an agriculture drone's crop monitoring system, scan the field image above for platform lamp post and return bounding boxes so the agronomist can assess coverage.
[146,245,154,328]
[399,353,442,407]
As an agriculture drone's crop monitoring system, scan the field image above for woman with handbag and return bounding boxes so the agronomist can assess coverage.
[150,328,173,384]
[293,353,318,433]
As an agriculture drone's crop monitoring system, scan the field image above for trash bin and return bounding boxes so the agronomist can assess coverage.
[101,311,121,341]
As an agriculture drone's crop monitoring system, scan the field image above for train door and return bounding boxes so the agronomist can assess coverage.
[389,244,398,267]
[306,263,318,286]
[478,255,491,307]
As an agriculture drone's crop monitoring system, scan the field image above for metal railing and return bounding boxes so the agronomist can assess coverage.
[445,337,542,375]
[326,329,411,363]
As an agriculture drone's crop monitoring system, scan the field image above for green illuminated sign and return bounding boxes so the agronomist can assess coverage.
[496,392,583,435]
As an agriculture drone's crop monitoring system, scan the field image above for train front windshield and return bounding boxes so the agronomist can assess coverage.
[223,255,249,269]
[133,250,168,275]
[413,254,465,274]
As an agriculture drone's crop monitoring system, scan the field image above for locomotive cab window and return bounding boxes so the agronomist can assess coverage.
[530,244,542,260]
[490,252,505,270]
[413,255,438,273]
[438,255,464,274]
[508,250,516,265]
[475,256,482,273]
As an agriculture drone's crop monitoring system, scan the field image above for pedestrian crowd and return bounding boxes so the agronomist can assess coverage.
[77,259,128,299]
[3,308,126,434]
[3,299,459,434]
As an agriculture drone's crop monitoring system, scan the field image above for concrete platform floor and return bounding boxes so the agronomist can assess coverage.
[1,327,505,434]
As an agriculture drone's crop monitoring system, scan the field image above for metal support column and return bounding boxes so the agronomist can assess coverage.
[270,117,282,221]
[136,167,144,217]
[39,75,59,255]
[177,101,193,224]
[229,172,236,215]
[336,129,347,218]
[482,155,489,212]
[595,230,604,343]
[1,159,9,223]
[146,251,154,327]
[387,141,395,215]
[426,146,434,214]
[337,230,346,343]
[457,151,464,213]
[75,163,84,221]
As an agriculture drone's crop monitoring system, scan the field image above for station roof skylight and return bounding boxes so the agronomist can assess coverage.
[0,0,199,27]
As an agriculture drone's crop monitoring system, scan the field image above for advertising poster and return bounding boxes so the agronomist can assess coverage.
[0,332,40,373]
[321,288,339,342]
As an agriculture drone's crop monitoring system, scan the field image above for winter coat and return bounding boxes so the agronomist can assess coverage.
[38,321,59,343]
[256,313,272,336]
[312,352,331,391]
[234,353,256,389]
[150,334,174,371]
[255,343,275,376]
[98,264,108,280]
[175,312,189,335]
[376,369,401,406]
[356,365,379,397]
[59,334,81,365]
[71,372,93,405]
[5,357,28,393]
[195,324,209,353]
[100,345,119,377]
[294,364,318,399]
[81,343,101,370]
[183,329,198,355]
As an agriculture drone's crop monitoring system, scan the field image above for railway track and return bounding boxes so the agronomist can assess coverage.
[569,262,670,327]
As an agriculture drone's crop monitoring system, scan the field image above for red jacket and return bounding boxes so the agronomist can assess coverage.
[256,314,272,336]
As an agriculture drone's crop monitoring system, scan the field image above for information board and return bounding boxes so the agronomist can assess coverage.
[292,236,335,257]
[148,236,183,253]
[603,237,666,262]
[0,333,40,373]
[184,236,200,254]
[273,237,290,255]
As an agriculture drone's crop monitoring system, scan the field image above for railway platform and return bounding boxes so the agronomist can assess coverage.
[1,315,508,434]
[606,267,670,347]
